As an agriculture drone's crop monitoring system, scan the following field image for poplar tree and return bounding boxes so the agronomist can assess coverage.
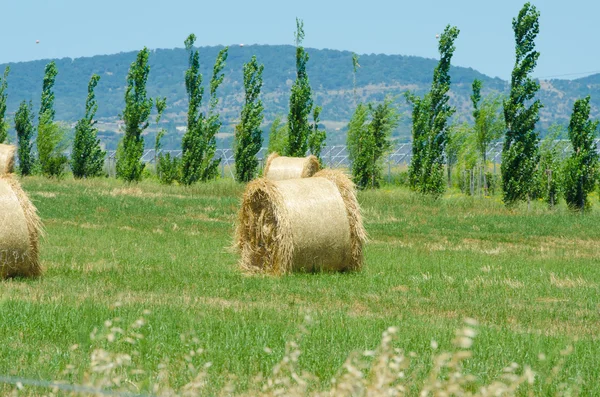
[180,34,228,184]
[71,74,105,178]
[501,2,542,205]
[407,25,460,196]
[202,47,228,181]
[180,34,205,185]
[347,98,399,189]
[286,18,314,157]
[37,61,68,177]
[15,101,34,176]
[563,96,598,210]
[116,48,153,182]
[0,67,9,143]
[234,55,264,182]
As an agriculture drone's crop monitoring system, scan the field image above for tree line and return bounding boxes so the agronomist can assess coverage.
[0,5,597,211]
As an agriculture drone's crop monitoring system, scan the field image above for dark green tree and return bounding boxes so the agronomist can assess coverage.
[180,34,228,185]
[407,25,460,196]
[37,61,68,177]
[563,96,599,210]
[201,46,228,181]
[0,67,10,143]
[116,48,152,182]
[180,34,205,185]
[14,101,34,176]
[308,105,326,161]
[71,74,106,178]
[501,2,542,206]
[286,18,314,157]
[234,55,264,182]
[347,98,399,189]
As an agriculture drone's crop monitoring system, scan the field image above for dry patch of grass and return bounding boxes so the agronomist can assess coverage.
[549,273,597,288]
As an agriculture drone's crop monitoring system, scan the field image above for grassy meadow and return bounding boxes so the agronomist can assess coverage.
[1,175,600,395]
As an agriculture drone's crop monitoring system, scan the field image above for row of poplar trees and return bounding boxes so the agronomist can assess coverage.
[401,2,599,211]
[0,6,597,210]
[0,18,326,185]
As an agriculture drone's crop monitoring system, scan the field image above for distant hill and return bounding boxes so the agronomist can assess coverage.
[1,44,598,149]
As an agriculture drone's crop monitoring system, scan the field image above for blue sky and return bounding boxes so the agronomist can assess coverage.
[1,0,597,80]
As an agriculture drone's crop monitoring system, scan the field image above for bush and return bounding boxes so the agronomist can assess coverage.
[157,153,181,185]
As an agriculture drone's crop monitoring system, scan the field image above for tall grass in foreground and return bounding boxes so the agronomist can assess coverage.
[5,315,578,396]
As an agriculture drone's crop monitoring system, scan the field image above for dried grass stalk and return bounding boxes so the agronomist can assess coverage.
[236,169,366,274]
[0,175,42,278]
[0,144,16,176]
[263,152,320,181]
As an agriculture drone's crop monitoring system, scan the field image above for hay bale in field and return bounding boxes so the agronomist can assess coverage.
[263,152,320,180]
[236,169,366,274]
[0,175,42,278]
[0,144,16,176]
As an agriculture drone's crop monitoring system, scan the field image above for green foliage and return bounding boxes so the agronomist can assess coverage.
[267,116,288,155]
[446,123,469,187]
[37,121,68,178]
[286,18,314,157]
[14,101,35,176]
[0,66,9,143]
[39,61,57,121]
[234,55,264,183]
[347,98,399,189]
[72,74,106,178]
[534,126,563,206]
[117,48,153,182]
[153,96,177,185]
[308,105,326,161]
[407,25,460,197]
[563,96,599,210]
[471,82,504,164]
[181,34,205,185]
[37,61,68,177]
[154,96,167,154]
[157,153,181,185]
[180,34,228,185]
[501,2,542,206]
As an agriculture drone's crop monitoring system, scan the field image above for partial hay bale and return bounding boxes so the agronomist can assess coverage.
[263,152,320,180]
[236,169,366,274]
[0,144,16,176]
[0,175,42,278]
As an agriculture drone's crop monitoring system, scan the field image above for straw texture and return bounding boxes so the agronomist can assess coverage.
[236,169,366,274]
[0,176,42,278]
[0,144,16,176]
[263,152,320,181]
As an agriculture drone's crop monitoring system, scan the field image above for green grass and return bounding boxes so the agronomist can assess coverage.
[1,176,599,394]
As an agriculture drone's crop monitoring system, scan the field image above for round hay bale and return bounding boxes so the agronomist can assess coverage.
[236,169,366,274]
[263,152,320,180]
[0,144,16,176]
[0,175,42,278]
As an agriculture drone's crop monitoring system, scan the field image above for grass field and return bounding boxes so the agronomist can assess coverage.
[1,176,599,395]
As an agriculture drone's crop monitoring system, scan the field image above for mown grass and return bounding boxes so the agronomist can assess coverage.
[1,176,599,394]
